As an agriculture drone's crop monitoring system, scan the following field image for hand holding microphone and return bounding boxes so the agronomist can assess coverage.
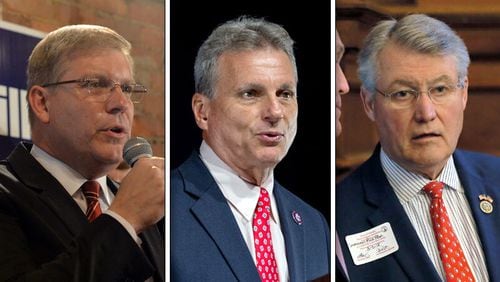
[109,137,165,233]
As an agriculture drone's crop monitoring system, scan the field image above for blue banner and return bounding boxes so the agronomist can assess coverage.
[0,21,43,159]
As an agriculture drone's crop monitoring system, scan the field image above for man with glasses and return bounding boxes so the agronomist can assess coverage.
[336,14,500,281]
[0,25,164,281]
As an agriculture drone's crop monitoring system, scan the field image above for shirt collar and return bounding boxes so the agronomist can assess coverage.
[380,148,462,202]
[30,144,109,198]
[199,141,276,222]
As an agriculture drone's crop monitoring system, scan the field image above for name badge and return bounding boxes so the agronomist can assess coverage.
[345,222,399,266]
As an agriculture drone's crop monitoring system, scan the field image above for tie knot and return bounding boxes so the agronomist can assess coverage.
[81,180,101,198]
[260,187,268,195]
[423,181,444,199]
[257,187,271,209]
[81,180,102,222]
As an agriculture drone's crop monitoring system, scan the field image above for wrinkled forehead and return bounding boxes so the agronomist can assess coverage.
[55,48,133,79]
[377,42,460,86]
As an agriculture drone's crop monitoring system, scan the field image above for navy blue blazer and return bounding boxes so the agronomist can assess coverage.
[171,151,330,281]
[336,145,500,281]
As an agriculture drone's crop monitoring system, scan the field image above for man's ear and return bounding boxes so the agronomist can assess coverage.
[28,86,50,123]
[360,87,376,122]
[192,93,209,130]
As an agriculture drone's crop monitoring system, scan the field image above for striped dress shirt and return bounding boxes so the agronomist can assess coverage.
[380,149,489,281]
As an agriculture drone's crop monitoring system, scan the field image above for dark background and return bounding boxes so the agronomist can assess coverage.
[170,1,331,222]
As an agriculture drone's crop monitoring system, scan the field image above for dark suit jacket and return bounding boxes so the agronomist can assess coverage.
[336,145,500,281]
[0,142,164,281]
[171,151,330,281]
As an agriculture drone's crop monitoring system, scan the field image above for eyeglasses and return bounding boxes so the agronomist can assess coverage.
[42,77,148,103]
[375,83,464,109]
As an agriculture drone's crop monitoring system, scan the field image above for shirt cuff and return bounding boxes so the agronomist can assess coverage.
[103,210,143,245]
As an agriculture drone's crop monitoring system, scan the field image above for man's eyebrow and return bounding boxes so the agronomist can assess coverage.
[429,75,454,85]
[279,83,296,91]
[385,79,418,89]
[385,75,455,89]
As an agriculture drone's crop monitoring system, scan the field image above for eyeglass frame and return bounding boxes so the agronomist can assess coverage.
[374,81,465,109]
[41,77,148,103]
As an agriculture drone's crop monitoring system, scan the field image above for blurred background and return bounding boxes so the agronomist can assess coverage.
[336,0,500,180]
[0,0,165,158]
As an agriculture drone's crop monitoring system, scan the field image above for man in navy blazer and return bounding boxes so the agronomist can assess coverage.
[0,25,165,280]
[171,17,330,281]
[337,14,500,281]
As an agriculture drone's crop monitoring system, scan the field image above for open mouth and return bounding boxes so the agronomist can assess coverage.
[264,132,281,138]
[259,131,284,143]
[109,127,124,134]
[413,132,440,140]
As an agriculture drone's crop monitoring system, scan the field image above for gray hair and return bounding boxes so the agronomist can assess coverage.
[358,14,470,98]
[194,16,297,98]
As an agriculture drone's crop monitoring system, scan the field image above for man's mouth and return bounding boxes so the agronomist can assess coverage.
[109,127,124,134]
[412,132,440,140]
[258,131,284,143]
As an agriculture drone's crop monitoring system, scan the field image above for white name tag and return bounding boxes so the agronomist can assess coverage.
[345,222,399,265]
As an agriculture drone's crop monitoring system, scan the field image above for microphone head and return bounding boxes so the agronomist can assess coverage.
[123,136,153,167]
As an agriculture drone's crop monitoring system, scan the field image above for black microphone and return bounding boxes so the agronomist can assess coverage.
[123,136,153,167]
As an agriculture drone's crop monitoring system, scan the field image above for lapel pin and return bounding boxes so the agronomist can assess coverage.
[292,211,303,225]
[479,194,494,214]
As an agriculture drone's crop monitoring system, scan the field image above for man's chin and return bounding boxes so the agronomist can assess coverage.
[92,147,124,166]
[257,151,285,166]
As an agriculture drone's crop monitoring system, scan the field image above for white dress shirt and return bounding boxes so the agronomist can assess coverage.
[30,144,140,243]
[380,149,489,281]
[200,141,289,282]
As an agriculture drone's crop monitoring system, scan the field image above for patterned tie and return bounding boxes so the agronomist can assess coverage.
[81,180,102,222]
[253,187,279,282]
[423,181,475,282]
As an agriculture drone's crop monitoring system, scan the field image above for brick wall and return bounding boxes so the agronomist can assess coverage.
[0,0,165,156]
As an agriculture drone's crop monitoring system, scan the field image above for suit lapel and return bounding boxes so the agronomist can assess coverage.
[274,184,305,282]
[361,149,440,281]
[454,151,500,279]
[182,153,261,281]
[7,143,87,242]
[190,185,260,281]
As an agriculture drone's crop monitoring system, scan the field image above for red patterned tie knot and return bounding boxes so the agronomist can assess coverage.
[253,187,279,282]
[423,181,444,199]
[81,180,102,222]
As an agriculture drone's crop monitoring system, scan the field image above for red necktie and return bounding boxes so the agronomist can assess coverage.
[81,180,102,222]
[253,187,279,282]
[423,181,475,282]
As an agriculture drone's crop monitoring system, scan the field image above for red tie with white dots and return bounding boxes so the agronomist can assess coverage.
[253,187,279,282]
[81,180,102,222]
[423,181,475,282]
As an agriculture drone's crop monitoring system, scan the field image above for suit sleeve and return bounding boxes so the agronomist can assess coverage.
[0,188,155,281]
